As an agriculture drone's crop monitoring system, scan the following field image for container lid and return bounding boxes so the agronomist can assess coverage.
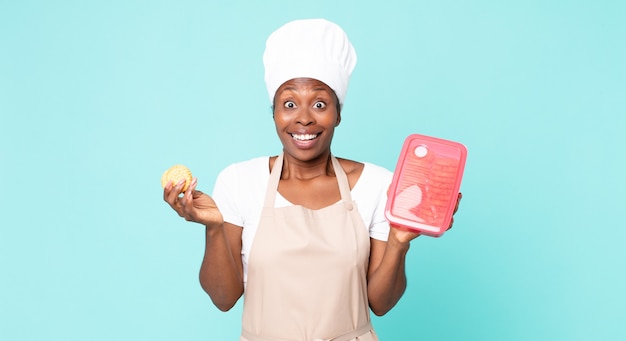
[385,134,467,237]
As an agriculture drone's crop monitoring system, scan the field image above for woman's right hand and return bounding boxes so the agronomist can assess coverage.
[163,178,224,228]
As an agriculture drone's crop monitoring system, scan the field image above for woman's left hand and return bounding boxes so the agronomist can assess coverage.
[389,192,463,244]
[447,192,463,231]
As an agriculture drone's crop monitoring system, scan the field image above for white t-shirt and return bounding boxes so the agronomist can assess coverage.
[212,156,393,284]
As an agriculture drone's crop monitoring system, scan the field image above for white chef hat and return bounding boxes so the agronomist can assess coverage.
[263,18,357,108]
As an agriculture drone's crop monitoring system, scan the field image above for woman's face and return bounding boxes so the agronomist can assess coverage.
[273,78,341,162]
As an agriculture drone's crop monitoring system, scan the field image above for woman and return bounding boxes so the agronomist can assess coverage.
[163,19,461,341]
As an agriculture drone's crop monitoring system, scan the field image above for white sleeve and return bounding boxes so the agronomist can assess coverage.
[370,190,391,241]
[369,171,391,242]
[356,163,393,242]
[212,164,244,227]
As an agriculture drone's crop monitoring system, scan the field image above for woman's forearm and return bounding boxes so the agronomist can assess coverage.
[199,223,244,311]
[367,236,410,316]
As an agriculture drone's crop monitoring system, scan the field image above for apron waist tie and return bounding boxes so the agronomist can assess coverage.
[241,321,373,341]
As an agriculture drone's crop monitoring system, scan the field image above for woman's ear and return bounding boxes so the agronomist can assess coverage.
[336,108,342,126]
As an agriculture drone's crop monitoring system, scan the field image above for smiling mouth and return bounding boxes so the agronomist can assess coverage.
[290,133,319,141]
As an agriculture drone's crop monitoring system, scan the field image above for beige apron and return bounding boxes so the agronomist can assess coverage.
[240,153,379,341]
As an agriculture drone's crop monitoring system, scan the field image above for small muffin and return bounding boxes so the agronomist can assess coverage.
[161,164,193,192]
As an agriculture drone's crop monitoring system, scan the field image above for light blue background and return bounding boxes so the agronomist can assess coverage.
[1,1,625,340]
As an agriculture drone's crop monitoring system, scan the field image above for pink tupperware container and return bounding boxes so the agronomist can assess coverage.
[385,134,467,237]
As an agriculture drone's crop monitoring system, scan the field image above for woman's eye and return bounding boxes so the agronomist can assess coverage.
[283,101,296,108]
[314,101,326,109]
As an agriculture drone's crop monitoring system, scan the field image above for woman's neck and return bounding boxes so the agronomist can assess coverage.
[280,152,335,181]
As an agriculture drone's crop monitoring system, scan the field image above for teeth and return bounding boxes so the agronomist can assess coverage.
[291,133,318,141]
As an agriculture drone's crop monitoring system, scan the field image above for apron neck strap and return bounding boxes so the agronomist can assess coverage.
[263,152,354,210]
[330,155,354,210]
[263,152,284,207]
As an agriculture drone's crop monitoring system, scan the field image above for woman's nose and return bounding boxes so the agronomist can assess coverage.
[295,107,315,125]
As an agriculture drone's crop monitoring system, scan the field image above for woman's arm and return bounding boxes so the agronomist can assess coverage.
[366,229,417,316]
[199,222,244,311]
[164,178,244,311]
[367,193,462,316]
